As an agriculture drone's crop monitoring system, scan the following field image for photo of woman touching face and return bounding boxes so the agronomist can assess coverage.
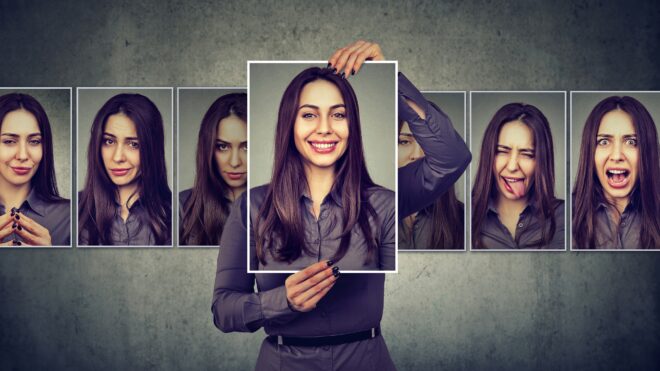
[179,91,247,246]
[572,93,660,249]
[78,91,172,246]
[471,93,565,250]
[0,92,70,247]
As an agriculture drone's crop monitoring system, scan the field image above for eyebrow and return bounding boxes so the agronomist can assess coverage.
[216,139,248,144]
[596,134,637,138]
[497,144,535,152]
[103,132,138,140]
[1,133,42,137]
[398,133,414,138]
[298,104,346,110]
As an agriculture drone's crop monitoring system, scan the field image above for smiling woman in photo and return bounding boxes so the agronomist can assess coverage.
[78,93,172,246]
[573,96,660,249]
[0,93,70,247]
[179,92,247,246]
[472,102,564,249]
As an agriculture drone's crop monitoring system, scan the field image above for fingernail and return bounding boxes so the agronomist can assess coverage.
[351,69,355,76]
[340,71,345,79]
[326,62,331,68]
[17,226,22,231]
[12,240,18,246]
[16,241,21,246]
[332,68,337,74]
[11,207,16,212]
[12,223,16,229]
[15,215,19,220]
[11,212,15,217]
[332,266,339,273]
[333,268,340,277]
[327,260,334,267]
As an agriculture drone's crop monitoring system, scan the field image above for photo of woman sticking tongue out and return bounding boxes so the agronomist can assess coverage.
[471,101,565,250]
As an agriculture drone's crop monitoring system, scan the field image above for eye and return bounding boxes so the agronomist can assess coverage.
[29,138,42,146]
[520,152,535,159]
[128,140,140,150]
[332,111,346,120]
[301,112,316,119]
[1,139,16,145]
[597,138,610,146]
[625,138,638,147]
[240,143,248,151]
[102,138,115,146]
[398,139,410,146]
[216,142,229,151]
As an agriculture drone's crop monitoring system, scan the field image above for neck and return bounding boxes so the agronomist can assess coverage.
[495,194,528,217]
[0,179,31,210]
[303,164,336,203]
[118,183,139,208]
[606,194,629,215]
[228,185,246,202]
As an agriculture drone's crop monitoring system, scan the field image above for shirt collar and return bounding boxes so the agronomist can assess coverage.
[300,185,343,208]
[487,197,534,216]
[22,189,47,217]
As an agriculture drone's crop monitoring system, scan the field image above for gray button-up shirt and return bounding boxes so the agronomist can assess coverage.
[0,191,70,246]
[213,195,396,371]
[475,199,565,249]
[398,202,464,250]
[575,200,642,249]
[79,199,172,246]
[249,184,395,271]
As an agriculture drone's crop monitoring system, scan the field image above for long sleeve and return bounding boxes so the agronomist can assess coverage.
[211,194,300,333]
[379,196,396,270]
[397,72,471,219]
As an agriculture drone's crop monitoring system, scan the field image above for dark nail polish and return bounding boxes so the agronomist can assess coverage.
[11,212,15,217]
[351,69,355,76]
[16,241,21,246]
[327,260,334,267]
[17,226,22,231]
[12,240,18,246]
[326,62,331,68]
[12,223,16,229]
[333,269,340,277]
[332,266,339,273]
[11,207,16,213]
[15,215,19,220]
[332,68,337,74]
[340,71,345,79]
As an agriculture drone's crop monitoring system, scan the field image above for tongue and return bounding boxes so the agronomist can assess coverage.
[611,173,626,183]
[508,180,526,197]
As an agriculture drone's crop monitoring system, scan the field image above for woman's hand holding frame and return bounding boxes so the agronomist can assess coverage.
[328,40,385,78]
[285,260,339,312]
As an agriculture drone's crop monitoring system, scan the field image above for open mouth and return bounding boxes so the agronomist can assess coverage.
[606,168,630,189]
[309,141,338,154]
[501,176,526,197]
[11,167,32,176]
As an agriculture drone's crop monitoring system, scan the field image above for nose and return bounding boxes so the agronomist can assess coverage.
[112,143,126,163]
[409,143,425,161]
[316,114,333,135]
[229,147,242,168]
[610,140,624,162]
[16,140,28,161]
[506,152,520,172]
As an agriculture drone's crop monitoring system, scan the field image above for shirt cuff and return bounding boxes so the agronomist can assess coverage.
[256,285,300,326]
[398,71,430,124]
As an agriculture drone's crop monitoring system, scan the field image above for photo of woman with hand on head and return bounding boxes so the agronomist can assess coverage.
[0,92,70,247]
[397,93,468,250]
[573,95,660,249]
[472,102,564,250]
[78,93,172,246]
[179,92,247,246]
[212,41,470,371]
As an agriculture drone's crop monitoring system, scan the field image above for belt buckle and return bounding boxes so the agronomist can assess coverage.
[371,328,376,338]
[277,336,283,345]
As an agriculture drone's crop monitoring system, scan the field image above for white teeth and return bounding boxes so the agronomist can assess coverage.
[504,177,523,182]
[311,142,335,149]
[607,169,627,175]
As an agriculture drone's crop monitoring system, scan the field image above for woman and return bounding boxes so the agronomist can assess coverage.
[213,41,470,371]
[78,93,172,246]
[0,92,70,246]
[179,92,247,246]
[472,102,564,249]
[398,104,465,250]
[573,95,660,249]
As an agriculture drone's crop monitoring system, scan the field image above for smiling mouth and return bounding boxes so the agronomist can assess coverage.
[606,169,630,189]
[309,141,338,153]
[110,168,131,176]
[11,167,32,176]
[501,176,526,197]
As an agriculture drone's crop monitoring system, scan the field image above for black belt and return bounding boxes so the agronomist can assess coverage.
[268,327,381,347]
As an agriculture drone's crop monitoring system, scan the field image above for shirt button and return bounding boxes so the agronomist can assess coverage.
[313,239,319,244]
[517,223,523,228]
[621,222,626,227]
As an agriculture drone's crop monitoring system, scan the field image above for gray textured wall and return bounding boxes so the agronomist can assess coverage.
[1,0,660,370]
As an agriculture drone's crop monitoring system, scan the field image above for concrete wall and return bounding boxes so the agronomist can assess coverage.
[1,0,659,370]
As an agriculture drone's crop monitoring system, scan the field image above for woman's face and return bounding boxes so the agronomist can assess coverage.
[398,122,425,168]
[492,120,536,201]
[0,109,43,188]
[101,113,141,188]
[293,79,349,171]
[215,114,247,191]
[593,109,638,202]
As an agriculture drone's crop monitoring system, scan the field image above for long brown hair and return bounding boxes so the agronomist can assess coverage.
[472,103,557,249]
[255,67,379,265]
[180,93,247,245]
[398,114,464,249]
[573,96,660,249]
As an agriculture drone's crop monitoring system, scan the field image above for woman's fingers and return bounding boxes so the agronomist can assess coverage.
[286,260,333,286]
[15,213,49,236]
[14,213,51,246]
[288,266,337,302]
[0,212,14,230]
[290,272,338,311]
[285,260,340,312]
[328,40,385,77]
[0,219,15,240]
